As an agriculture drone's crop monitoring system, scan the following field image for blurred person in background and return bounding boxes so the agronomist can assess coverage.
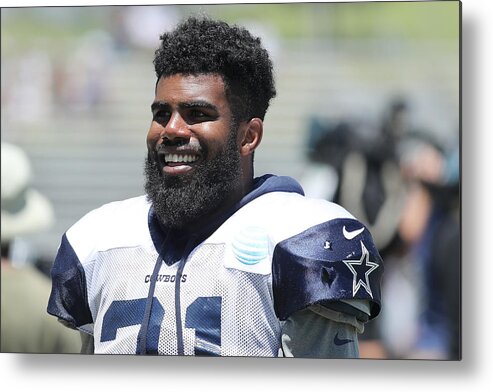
[395,134,460,360]
[301,100,460,360]
[1,142,81,354]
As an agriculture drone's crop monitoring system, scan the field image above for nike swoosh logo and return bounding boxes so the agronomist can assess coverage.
[343,226,364,240]
[334,332,354,346]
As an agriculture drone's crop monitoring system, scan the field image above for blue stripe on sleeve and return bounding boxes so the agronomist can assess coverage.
[47,233,93,328]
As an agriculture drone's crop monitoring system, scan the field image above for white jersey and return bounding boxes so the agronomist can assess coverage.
[48,175,382,356]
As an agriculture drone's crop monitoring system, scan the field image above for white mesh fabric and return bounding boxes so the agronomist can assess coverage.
[175,244,281,357]
[85,242,281,356]
[88,246,166,354]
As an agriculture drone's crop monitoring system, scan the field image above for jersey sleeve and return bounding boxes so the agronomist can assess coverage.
[281,307,359,358]
[47,196,151,336]
[272,217,383,322]
[47,233,94,333]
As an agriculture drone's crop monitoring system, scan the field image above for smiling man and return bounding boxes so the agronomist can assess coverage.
[48,17,383,357]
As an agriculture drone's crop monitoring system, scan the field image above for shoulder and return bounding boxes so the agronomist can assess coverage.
[48,196,151,329]
[260,194,383,321]
[65,195,152,263]
[217,191,355,245]
[71,195,150,224]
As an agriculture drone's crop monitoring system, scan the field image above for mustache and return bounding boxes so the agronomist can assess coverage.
[156,138,204,154]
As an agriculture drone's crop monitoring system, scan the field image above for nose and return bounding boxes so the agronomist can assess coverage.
[160,112,191,145]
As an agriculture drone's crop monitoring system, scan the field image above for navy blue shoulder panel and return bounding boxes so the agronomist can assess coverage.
[272,218,383,321]
[47,233,93,328]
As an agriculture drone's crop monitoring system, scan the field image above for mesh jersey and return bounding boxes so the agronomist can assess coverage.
[48,186,383,356]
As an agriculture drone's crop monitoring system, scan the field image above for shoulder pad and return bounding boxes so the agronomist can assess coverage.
[272,218,383,321]
[47,233,93,329]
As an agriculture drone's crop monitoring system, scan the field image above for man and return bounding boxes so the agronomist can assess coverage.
[1,142,81,354]
[48,16,383,357]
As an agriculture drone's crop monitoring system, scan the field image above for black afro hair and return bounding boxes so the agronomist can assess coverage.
[153,16,276,122]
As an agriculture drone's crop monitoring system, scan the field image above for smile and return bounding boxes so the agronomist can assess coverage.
[157,150,202,176]
[164,154,200,164]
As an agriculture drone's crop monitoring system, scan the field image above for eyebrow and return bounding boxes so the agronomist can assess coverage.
[151,101,167,112]
[151,100,219,113]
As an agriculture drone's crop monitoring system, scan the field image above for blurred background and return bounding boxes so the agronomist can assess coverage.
[1,2,460,358]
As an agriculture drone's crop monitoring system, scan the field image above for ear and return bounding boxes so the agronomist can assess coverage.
[239,118,263,157]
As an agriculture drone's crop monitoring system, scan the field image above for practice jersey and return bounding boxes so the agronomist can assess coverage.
[48,175,383,356]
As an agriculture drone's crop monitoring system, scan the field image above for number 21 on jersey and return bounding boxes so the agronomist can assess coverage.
[100,296,222,355]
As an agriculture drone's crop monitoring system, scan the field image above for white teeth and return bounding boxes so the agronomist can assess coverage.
[164,154,198,163]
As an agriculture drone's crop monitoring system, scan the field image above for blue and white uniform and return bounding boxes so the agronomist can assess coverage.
[48,175,383,357]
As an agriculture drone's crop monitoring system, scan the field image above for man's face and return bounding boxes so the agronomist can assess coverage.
[145,73,243,230]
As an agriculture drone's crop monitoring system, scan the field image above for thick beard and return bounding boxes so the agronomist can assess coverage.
[144,129,242,230]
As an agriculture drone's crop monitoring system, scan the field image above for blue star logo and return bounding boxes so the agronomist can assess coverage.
[342,241,379,299]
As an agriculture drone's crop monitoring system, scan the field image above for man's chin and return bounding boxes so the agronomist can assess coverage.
[161,171,195,190]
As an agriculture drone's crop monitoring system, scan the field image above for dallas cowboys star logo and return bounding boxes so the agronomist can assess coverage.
[342,241,379,299]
